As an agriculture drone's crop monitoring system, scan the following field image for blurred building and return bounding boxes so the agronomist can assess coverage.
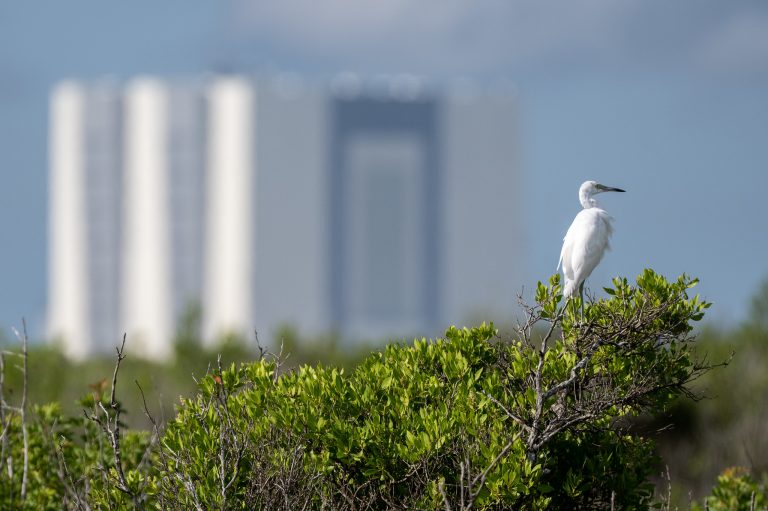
[47,74,522,360]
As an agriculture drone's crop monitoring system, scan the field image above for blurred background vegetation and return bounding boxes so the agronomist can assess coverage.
[2,279,768,504]
[0,305,381,431]
[652,277,768,503]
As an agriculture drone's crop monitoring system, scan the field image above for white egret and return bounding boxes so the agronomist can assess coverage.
[558,180,625,303]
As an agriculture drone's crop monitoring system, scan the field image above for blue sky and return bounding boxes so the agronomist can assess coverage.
[1,1,767,337]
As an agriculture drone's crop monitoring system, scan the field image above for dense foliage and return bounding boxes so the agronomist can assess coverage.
[0,270,738,509]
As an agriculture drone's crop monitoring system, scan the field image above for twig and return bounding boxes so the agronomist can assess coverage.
[481,391,532,434]
[438,478,452,511]
[86,334,137,505]
[12,320,30,502]
[464,438,517,510]
[108,335,130,496]
[212,355,245,508]
[134,380,163,499]
[528,312,563,457]
[54,435,91,511]
[0,348,7,476]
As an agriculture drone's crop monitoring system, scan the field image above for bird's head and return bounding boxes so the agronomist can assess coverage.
[580,180,625,208]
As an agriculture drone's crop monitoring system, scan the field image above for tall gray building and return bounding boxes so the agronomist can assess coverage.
[47,75,522,359]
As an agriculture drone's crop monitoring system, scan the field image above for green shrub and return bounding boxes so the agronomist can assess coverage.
[0,399,150,510]
[693,468,768,511]
[146,270,711,510]
[0,270,716,509]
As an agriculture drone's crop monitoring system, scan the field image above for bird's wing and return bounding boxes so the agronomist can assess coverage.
[558,229,573,278]
[560,209,614,295]
[568,209,613,286]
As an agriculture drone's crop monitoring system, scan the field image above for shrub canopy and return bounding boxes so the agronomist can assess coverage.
[0,270,715,510]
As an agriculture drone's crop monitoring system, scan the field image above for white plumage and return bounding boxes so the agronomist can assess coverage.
[558,181,625,299]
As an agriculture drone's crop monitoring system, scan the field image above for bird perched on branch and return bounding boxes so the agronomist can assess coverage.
[558,180,625,302]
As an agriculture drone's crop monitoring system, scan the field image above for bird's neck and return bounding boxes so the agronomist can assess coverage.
[579,192,598,209]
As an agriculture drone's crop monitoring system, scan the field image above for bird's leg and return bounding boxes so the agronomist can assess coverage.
[578,282,585,321]
[566,295,577,322]
[566,293,580,323]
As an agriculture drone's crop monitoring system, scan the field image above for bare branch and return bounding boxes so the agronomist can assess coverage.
[0,348,7,479]
[86,334,137,506]
[464,437,518,510]
[12,320,30,502]
[481,391,532,434]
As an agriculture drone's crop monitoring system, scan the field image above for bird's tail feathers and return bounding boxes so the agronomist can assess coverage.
[563,279,579,299]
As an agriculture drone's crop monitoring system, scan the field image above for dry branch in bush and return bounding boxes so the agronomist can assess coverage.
[84,334,138,506]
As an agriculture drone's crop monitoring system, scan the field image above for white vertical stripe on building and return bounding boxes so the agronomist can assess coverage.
[203,78,254,345]
[121,78,173,360]
[48,81,91,360]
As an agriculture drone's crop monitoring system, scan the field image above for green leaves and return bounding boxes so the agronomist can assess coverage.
[694,468,768,511]
[0,269,715,510]
[154,323,545,508]
[153,267,710,508]
[536,274,563,319]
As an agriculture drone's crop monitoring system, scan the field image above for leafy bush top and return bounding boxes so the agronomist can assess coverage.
[0,270,715,510]
[152,270,710,510]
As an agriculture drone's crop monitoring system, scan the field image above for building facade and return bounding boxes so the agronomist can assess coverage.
[47,75,522,359]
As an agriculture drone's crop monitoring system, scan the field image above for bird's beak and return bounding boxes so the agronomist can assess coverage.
[597,184,625,193]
